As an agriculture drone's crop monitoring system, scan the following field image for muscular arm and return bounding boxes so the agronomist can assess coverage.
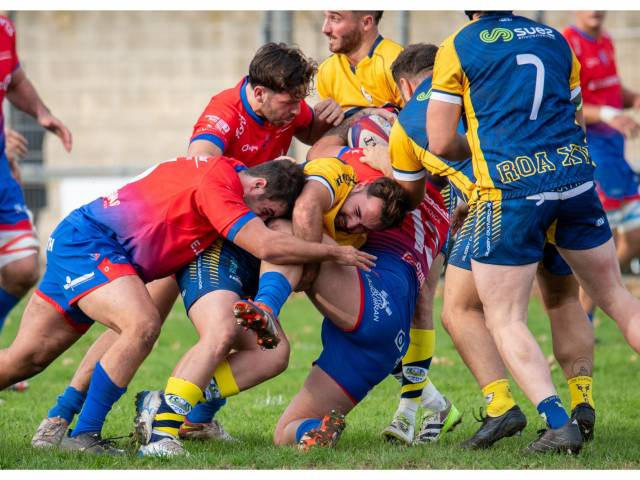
[187,139,223,157]
[292,181,332,243]
[232,217,375,269]
[306,118,350,160]
[296,99,344,146]
[8,68,72,151]
[426,100,470,161]
[622,85,640,109]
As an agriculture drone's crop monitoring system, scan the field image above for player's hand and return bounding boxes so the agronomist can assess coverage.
[314,99,344,127]
[5,127,28,160]
[632,95,640,110]
[608,113,640,139]
[332,245,376,271]
[358,107,397,125]
[361,145,392,176]
[37,111,73,152]
[450,202,469,236]
[295,264,320,292]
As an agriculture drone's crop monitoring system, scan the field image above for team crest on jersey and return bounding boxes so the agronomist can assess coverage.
[479,28,513,43]
[360,86,373,103]
[103,191,120,208]
[204,114,230,134]
[416,88,432,102]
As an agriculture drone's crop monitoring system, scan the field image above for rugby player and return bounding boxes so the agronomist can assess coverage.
[132,155,409,456]
[427,11,640,453]
[0,156,375,455]
[235,157,449,450]
[318,10,402,119]
[0,14,72,356]
[388,43,596,448]
[563,12,640,317]
[31,42,342,447]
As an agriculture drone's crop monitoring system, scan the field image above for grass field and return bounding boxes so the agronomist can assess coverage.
[1,289,639,470]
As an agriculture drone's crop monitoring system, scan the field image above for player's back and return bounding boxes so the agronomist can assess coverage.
[433,13,593,199]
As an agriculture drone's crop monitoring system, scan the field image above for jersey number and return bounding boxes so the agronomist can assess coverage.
[516,54,545,121]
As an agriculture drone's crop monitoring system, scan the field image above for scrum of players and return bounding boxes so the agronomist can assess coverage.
[2,10,640,458]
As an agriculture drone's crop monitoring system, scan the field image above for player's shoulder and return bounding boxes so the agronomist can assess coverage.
[318,54,341,75]
[375,37,404,59]
[304,156,346,173]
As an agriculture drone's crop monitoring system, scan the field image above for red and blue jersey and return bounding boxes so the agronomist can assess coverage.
[338,148,449,287]
[69,156,255,282]
[190,76,314,167]
[0,16,19,145]
[563,26,640,207]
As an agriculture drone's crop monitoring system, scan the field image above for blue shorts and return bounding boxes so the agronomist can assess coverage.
[449,204,573,276]
[315,253,417,403]
[469,182,612,266]
[176,237,260,312]
[440,184,460,262]
[36,213,137,333]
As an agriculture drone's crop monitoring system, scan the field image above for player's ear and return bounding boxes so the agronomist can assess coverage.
[254,85,267,104]
[398,78,413,103]
[352,182,367,193]
[361,13,374,32]
[253,177,268,192]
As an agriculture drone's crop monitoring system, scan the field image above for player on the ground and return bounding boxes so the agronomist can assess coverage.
[132,154,410,456]
[386,42,597,448]
[236,158,449,450]
[0,156,375,455]
[0,15,72,367]
[31,42,344,448]
[427,11,640,453]
[563,11,640,318]
[318,10,402,118]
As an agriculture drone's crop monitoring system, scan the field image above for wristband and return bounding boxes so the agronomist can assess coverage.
[599,105,623,123]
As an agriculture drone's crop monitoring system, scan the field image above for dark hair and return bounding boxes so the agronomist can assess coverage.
[464,11,513,20]
[391,43,438,85]
[248,43,317,100]
[365,177,411,229]
[245,159,305,216]
[355,11,384,24]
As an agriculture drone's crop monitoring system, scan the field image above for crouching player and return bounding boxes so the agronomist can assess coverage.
[0,157,374,454]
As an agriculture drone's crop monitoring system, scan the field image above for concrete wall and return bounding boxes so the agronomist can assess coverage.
[9,11,640,240]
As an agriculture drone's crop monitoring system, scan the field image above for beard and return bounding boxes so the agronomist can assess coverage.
[329,28,363,55]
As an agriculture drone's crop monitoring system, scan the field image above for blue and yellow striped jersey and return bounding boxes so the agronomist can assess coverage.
[317,36,404,117]
[390,76,476,204]
[431,13,593,201]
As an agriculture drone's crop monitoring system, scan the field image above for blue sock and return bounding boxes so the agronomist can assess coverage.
[295,418,322,443]
[587,310,595,322]
[48,386,87,423]
[537,395,570,429]
[71,362,126,437]
[0,287,20,333]
[186,398,227,424]
[254,272,292,317]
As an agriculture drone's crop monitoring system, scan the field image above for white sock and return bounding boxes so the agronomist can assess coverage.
[396,398,419,425]
[421,382,447,415]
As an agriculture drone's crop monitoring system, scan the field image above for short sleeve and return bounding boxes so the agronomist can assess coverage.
[303,157,356,208]
[190,99,239,153]
[316,60,332,101]
[430,36,465,105]
[390,121,426,181]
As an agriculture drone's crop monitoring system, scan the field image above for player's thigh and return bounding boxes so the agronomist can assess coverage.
[0,252,39,288]
[536,265,579,310]
[275,365,356,434]
[146,276,179,321]
[443,264,481,315]
[77,275,160,335]
[7,293,82,366]
[188,289,242,344]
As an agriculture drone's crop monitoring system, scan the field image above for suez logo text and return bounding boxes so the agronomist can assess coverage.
[480,26,555,43]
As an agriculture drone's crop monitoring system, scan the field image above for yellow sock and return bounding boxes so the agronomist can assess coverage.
[154,377,203,437]
[400,329,435,402]
[567,376,594,411]
[212,359,240,398]
[482,379,516,417]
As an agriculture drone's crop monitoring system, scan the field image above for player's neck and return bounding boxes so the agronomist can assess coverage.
[244,83,268,122]
[576,23,602,39]
[345,31,380,66]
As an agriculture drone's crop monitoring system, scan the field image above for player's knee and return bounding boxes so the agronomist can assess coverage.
[1,255,39,296]
[270,340,291,376]
[130,315,162,350]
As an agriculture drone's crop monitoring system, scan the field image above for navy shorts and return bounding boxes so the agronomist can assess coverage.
[36,214,138,333]
[176,237,260,312]
[315,253,417,403]
[469,182,612,267]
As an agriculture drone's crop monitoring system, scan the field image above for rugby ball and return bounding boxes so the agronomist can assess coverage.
[348,114,392,148]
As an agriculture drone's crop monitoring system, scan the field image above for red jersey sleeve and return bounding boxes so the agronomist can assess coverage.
[1,16,19,72]
[190,98,240,153]
[337,147,383,182]
[293,100,314,133]
[196,161,257,242]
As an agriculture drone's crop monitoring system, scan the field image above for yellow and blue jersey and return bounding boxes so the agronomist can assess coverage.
[303,157,368,248]
[431,13,593,202]
[389,76,476,205]
[317,36,403,117]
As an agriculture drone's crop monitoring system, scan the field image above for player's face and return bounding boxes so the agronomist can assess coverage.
[261,90,302,127]
[322,11,363,55]
[336,187,385,234]
[245,193,289,222]
[576,11,606,31]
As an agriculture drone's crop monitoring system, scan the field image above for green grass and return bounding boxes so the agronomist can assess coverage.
[1,291,639,469]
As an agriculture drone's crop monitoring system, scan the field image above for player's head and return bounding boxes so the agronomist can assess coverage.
[322,11,383,55]
[464,11,512,20]
[242,158,305,221]
[248,43,317,127]
[575,11,606,33]
[391,43,438,103]
[336,177,410,234]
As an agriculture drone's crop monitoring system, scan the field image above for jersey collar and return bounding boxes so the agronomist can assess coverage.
[240,76,266,126]
[569,25,599,43]
[367,35,384,58]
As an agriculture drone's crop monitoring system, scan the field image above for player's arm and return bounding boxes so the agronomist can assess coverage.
[295,99,344,146]
[232,217,375,270]
[292,181,332,243]
[187,139,223,157]
[622,85,640,110]
[306,118,350,160]
[388,120,427,208]
[426,100,470,161]
[7,67,72,152]
[4,128,29,184]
